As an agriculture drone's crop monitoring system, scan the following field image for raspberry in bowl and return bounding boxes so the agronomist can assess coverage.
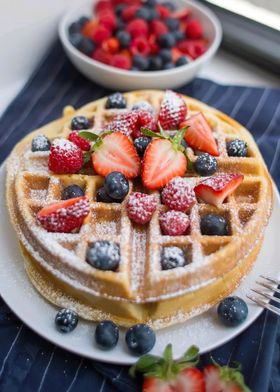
[59,0,222,89]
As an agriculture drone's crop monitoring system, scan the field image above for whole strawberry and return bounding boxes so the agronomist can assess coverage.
[162,177,196,211]
[48,139,83,174]
[127,192,157,224]
[158,90,187,130]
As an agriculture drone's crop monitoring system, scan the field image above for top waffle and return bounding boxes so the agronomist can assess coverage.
[6,90,273,306]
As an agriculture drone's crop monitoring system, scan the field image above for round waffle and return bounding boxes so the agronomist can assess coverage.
[6,90,273,329]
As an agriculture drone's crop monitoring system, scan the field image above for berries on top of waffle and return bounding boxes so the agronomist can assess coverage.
[194,174,244,206]
[37,196,90,233]
[68,131,91,151]
[161,177,196,211]
[158,90,187,130]
[159,210,190,236]
[48,139,84,174]
[126,192,157,224]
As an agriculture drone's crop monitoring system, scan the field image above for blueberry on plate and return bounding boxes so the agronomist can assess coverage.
[62,185,85,200]
[200,214,229,236]
[105,92,127,109]
[194,153,217,176]
[126,324,156,355]
[134,137,151,157]
[227,139,248,157]
[217,296,248,327]
[55,308,78,333]
[158,33,176,49]
[159,49,172,64]
[95,320,119,350]
[71,116,90,131]
[86,241,120,271]
[31,134,51,152]
[161,246,186,270]
[116,31,131,49]
[133,55,149,71]
[149,56,163,71]
[96,187,121,203]
[104,172,129,200]
[132,101,154,115]
[175,56,189,67]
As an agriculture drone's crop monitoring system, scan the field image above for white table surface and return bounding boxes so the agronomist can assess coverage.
[1,0,279,116]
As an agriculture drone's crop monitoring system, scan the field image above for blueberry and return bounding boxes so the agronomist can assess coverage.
[69,33,83,48]
[68,21,82,36]
[96,187,121,203]
[116,31,131,48]
[200,214,229,236]
[163,62,175,70]
[163,1,176,11]
[132,101,154,115]
[71,116,90,130]
[126,324,156,355]
[136,7,151,21]
[166,17,180,31]
[149,56,163,71]
[104,172,129,200]
[146,0,157,7]
[95,320,119,350]
[149,8,159,20]
[134,137,151,157]
[176,56,189,67]
[159,49,172,63]
[227,139,248,157]
[161,246,186,270]
[194,153,217,176]
[86,241,120,271]
[173,30,185,41]
[78,16,90,27]
[133,55,149,71]
[61,185,85,200]
[31,135,51,152]
[116,4,126,17]
[116,18,126,31]
[105,92,126,109]
[55,308,78,333]
[217,296,248,327]
[158,33,176,48]
[181,139,188,149]
[78,37,95,56]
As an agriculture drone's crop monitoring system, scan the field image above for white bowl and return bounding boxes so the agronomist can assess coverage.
[59,0,222,90]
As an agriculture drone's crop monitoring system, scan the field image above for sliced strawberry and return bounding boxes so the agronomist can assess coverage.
[180,113,219,156]
[204,364,248,392]
[142,377,172,392]
[143,370,205,392]
[142,139,187,190]
[92,132,141,178]
[194,174,244,206]
[37,196,90,233]
[158,90,187,130]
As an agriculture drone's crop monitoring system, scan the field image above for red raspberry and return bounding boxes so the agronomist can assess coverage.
[92,48,112,64]
[130,37,150,57]
[172,8,191,21]
[178,39,206,59]
[127,192,157,224]
[102,37,120,54]
[37,197,90,233]
[150,20,168,37]
[148,34,160,55]
[159,210,190,236]
[156,4,171,18]
[107,111,139,136]
[98,11,117,31]
[126,19,148,38]
[186,19,203,39]
[68,131,91,151]
[122,5,139,21]
[161,177,196,211]
[95,0,113,15]
[132,110,157,138]
[112,0,140,5]
[48,139,83,174]
[92,25,112,44]
[110,54,132,70]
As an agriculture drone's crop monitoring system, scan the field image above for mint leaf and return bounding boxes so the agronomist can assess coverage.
[186,153,193,171]
[79,131,99,141]
[172,126,188,146]
[141,127,166,139]
[83,151,92,165]
[129,355,162,378]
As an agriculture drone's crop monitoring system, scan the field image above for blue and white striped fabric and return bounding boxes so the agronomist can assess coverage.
[0,42,280,392]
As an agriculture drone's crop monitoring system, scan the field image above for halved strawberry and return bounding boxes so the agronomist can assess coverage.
[194,174,244,206]
[158,90,187,130]
[130,344,204,392]
[142,139,187,190]
[180,113,219,156]
[204,364,250,392]
[143,368,205,392]
[92,132,141,178]
[37,196,90,233]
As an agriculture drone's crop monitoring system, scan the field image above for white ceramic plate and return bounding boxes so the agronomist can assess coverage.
[0,163,279,364]
[59,0,222,90]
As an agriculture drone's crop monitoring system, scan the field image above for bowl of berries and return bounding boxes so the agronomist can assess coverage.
[59,0,222,90]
